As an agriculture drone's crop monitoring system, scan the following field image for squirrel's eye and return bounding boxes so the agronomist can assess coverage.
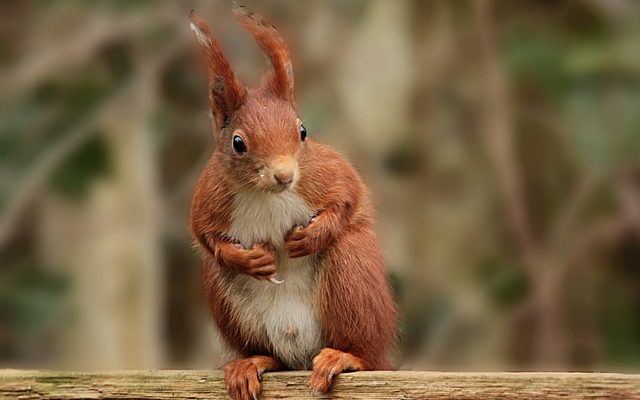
[300,124,307,142]
[232,135,247,154]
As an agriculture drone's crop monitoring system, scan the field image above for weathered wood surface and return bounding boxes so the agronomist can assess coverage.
[1,370,639,399]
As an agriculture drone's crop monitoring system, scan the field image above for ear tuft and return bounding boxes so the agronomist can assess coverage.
[189,10,247,131]
[233,4,295,103]
[231,0,247,14]
[189,10,211,48]
[190,23,209,48]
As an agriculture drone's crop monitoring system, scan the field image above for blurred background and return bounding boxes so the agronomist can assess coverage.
[1,0,639,372]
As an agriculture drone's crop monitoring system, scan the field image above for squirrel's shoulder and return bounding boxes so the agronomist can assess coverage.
[300,138,355,171]
[297,138,368,204]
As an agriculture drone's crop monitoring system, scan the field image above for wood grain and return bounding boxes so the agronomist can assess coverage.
[1,370,639,399]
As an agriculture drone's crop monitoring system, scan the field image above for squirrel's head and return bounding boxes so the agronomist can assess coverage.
[190,4,306,193]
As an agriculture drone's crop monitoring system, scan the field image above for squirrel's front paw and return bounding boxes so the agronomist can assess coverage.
[224,359,261,400]
[285,216,330,258]
[223,356,281,400]
[219,242,278,282]
[309,348,365,394]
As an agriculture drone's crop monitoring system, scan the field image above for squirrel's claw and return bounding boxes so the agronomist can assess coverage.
[269,273,284,284]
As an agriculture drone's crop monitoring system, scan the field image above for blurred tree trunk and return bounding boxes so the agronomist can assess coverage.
[410,1,508,369]
[472,0,564,368]
[39,81,164,369]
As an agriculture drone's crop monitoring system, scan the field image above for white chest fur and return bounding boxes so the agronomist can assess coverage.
[224,189,323,369]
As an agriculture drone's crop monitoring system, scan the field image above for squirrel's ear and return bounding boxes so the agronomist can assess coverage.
[190,10,247,130]
[232,2,294,103]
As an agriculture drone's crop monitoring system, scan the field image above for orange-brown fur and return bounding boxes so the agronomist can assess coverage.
[189,4,396,400]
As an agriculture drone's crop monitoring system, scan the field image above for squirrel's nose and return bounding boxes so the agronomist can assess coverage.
[274,170,294,184]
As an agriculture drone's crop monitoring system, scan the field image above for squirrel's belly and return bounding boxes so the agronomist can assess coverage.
[225,255,323,369]
[223,189,323,369]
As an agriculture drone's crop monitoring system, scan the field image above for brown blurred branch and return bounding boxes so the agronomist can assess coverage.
[473,0,573,368]
[0,35,186,250]
[472,0,539,276]
[0,0,200,102]
[561,172,639,271]
[617,175,640,239]
[547,173,601,252]
[565,214,633,270]
[0,14,152,102]
[0,87,124,249]
[583,0,637,25]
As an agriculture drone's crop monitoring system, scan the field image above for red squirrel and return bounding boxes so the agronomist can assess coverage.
[188,4,396,399]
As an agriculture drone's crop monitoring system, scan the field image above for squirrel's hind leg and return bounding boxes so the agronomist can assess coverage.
[311,226,397,393]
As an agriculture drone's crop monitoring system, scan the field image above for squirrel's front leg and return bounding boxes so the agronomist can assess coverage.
[285,208,345,258]
[215,240,279,282]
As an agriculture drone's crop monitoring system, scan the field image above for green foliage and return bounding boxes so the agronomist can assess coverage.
[566,85,612,170]
[0,264,69,338]
[0,72,113,188]
[505,35,571,95]
[602,285,640,364]
[401,292,452,355]
[388,270,403,300]
[38,75,112,131]
[566,83,640,170]
[49,134,112,199]
[601,243,640,365]
[108,0,154,11]
[631,97,640,162]
[478,257,530,308]
[383,136,425,177]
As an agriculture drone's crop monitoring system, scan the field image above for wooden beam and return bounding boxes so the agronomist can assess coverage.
[1,370,639,399]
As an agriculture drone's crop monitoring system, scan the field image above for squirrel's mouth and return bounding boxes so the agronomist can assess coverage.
[269,182,293,193]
